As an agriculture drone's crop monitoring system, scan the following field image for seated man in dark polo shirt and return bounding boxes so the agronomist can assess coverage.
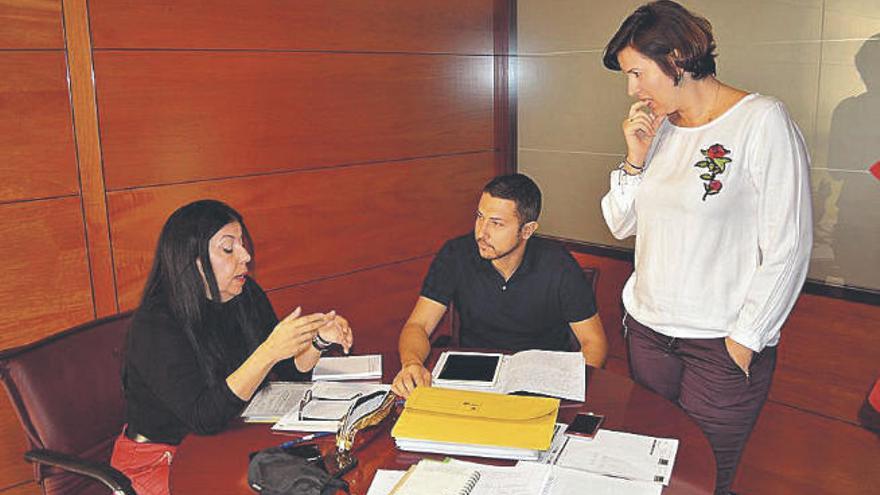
[391,173,607,397]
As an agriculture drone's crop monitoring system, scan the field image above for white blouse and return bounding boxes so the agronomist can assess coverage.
[601,94,812,352]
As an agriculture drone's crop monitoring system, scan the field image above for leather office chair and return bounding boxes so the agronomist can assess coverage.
[0,312,135,495]
[859,376,880,435]
[567,266,599,352]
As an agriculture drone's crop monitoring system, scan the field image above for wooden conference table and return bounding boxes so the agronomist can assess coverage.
[171,351,716,494]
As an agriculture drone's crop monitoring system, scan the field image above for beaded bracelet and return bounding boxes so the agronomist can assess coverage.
[618,159,644,176]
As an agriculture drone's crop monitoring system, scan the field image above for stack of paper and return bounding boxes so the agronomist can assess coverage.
[240,382,312,423]
[312,355,382,381]
[392,387,560,461]
[540,429,679,486]
[431,350,586,402]
[272,382,390,432]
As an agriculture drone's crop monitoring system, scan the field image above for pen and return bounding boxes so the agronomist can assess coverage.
[279,432,333,449]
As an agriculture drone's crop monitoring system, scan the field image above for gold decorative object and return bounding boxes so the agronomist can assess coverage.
[326,390,398,476]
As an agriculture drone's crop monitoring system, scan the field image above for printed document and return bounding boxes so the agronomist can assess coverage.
[542,429,679,486]
[444,459,661,495]
[312,354,382,381]
[240,382,311,422]
[529,462,662,495]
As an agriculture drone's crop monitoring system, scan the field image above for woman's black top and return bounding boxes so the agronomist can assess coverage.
[122,279,308,445]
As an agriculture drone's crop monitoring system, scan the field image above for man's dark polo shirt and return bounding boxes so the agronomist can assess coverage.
[421,234,597,352]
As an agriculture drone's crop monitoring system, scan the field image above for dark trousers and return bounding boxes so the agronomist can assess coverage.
[625,314,776,495]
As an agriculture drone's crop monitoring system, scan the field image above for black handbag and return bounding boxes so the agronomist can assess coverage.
[248,444,350,495]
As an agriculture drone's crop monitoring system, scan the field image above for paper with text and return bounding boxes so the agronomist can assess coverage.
[549,430,679,486]
[313,355,382,381]
[240,382,311,422]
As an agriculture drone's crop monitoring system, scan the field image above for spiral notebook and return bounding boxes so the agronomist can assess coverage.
[389,459,481,495]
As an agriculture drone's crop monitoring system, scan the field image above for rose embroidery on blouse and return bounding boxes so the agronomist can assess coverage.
[694,143,732,201]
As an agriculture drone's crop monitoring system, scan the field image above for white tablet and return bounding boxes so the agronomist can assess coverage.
[431,351,503,388]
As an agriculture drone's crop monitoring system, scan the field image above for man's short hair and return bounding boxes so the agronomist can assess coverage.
[482,173,542,225]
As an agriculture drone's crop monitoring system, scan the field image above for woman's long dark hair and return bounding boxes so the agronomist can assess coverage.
[141,199,262,384]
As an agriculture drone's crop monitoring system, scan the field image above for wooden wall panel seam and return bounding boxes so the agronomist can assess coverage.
[0,193,80,208]
[105,150,497,193]
[264,253,435,295]
[0,480,37,494]
[62,0,118,316]
[0,48,62,52]
[92,48,498,57]
[493,0,516,175]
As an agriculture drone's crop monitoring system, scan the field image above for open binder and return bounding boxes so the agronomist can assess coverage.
[391,387,559,460]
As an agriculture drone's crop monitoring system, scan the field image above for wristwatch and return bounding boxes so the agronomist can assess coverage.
[311,332,333,352]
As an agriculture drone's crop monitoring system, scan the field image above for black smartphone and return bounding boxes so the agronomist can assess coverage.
[566,412,605,438]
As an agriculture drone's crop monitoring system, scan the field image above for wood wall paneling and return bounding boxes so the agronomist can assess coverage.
[107,153,495,310]
[267,257,433,355]
[0,0,62,48]
[0,391,35,495]
[0,482,40,495]
[88,0,493,53]
[0,52,77,204]
[62,0,117,316]
[492,0,514,174]
[771,293,880,424]
[94,52,495,189]
[0,197,93,348]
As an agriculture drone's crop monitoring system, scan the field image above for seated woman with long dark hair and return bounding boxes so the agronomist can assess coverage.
[110,199,354,495]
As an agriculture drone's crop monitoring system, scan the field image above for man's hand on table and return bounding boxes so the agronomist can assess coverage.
[391,363,432,398]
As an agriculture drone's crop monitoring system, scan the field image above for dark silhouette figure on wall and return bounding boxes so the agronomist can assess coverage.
[821,33,880,290]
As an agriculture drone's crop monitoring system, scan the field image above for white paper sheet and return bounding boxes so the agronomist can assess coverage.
[532,463,663,495]
[550,430,679,486]
[365,469,406,495]
[312,355,382,381]
[502,351,585,402]
[240,382,311,422]
[446,460,550,495]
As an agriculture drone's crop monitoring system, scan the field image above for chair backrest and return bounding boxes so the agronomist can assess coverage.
[566,266,599,352]
[0,312,133,493]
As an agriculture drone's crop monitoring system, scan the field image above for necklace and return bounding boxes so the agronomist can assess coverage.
[703,79,722,124]
[674,79,721,127]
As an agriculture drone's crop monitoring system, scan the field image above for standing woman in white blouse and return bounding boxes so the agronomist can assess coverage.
[600,2,812,494]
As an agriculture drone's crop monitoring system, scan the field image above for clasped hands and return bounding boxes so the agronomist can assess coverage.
[262,306,353,363]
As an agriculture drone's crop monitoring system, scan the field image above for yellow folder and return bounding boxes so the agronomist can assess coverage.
[391,387,560,451]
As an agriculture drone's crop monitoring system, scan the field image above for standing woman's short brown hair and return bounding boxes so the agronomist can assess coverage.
[603,0,717,85]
